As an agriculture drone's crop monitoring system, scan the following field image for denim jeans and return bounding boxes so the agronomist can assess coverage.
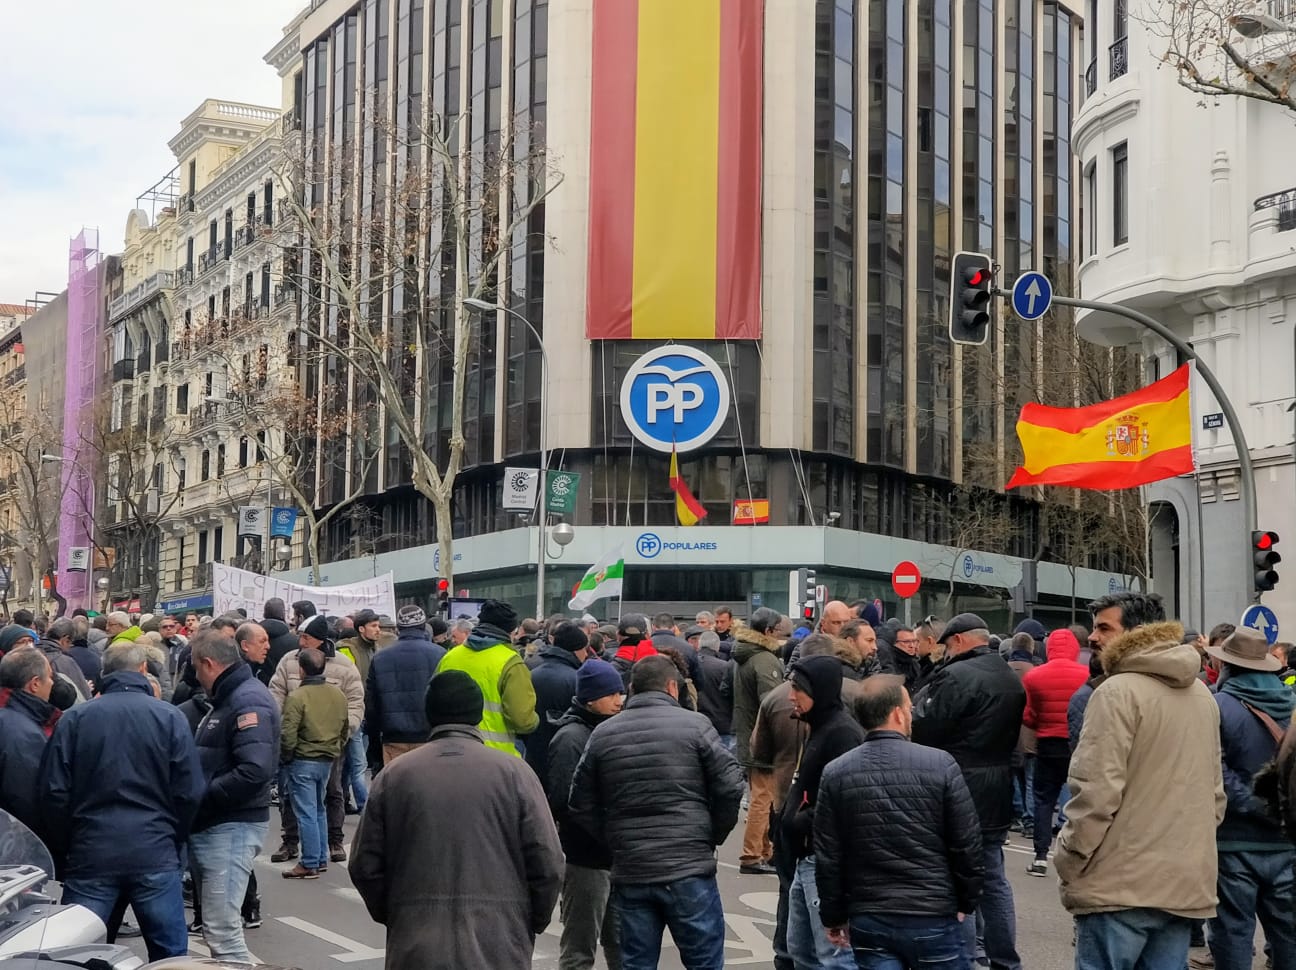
[1032,744,1071,860]
[849,913,968,969]
[1208,848,1296,970]
[1011,756,1035,823]
[285,759,333,869]
[280,755,344,848]
[961,840,1021,969]
[189,820,268,961]
[787,857,855,969]
[559,864,621,970]
[1075,908,1191,970]
[62,870,188,961]
[719,734,736,754]
[615,875,725,970]
[344,728,368,810]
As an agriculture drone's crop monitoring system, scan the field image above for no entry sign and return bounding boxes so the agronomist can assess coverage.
[892,561,922,599]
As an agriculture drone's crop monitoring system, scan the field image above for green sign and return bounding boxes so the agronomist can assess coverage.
[546,470,582,515]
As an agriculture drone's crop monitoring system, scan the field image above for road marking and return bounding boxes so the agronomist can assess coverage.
[723,913,777,964]
[277,916,385,963]
[187,926,261,964]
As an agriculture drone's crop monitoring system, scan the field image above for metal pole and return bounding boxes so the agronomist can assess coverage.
[1047,294,1259,603]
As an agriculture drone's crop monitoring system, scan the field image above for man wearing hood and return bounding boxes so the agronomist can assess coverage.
[1056,618,1225,970]
[733,607,787,875]
[524,621,590,781]
[437,599,538,757]
[1200,630,1295,970]
[258,598,298,688]
[1021,628,1089,877]
[545,659,625,970]
[1012,618,1048,663]
[609,615,658,689]
[782,655,865,970]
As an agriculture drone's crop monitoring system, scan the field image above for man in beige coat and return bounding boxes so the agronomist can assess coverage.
[1056,619,1225,970]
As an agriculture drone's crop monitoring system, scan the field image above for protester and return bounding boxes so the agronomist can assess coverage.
[733,607,786,874]
[569,655,744,969]
[0,648,57,829]
[37,618,92,703]
[609,614,658,687]
[39,643,205,959]
[258,598,298,687]
[524,620,589,780]
[364,605,446,763]
[350,670,563,969]
[546,659,626,970]
[68,616,102,688]
[694,630,733,749]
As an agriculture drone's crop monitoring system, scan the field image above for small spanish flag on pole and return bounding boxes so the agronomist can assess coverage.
[1006,364,1194,490]
[670,447,708,526]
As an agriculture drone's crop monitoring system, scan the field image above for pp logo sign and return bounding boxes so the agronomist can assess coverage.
[619,346,731,453]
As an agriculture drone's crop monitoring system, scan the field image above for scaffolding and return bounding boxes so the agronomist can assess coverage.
[136,167,180,223]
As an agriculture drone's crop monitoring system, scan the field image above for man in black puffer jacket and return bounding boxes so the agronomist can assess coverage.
[911,613,1025,970]
[524,621,589,782]
[363,606,446,765]
[781,655,864,970]
[815,675,983,967]
[257,599,298,689]
[569,655,744,969]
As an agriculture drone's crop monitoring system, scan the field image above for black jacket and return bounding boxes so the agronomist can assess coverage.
[546,703,616,869]
[37,671,205,877]
[0,690,57,831]
[695,645,733,736]
[569,691,744,885]
[780,657,865,859]
[364,628,446,747]
[259,618,298,688]
[67,644,101,688]
[524,644,584,781]
[192,662,280,833]
[911,645,1026,836]
[37,640,91,704]
[876,642,922,691]
[815,731,984,923]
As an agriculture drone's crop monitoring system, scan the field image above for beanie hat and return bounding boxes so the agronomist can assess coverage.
[478,599,519,633]
[0,626,34,655]
[429,616,450,637]
[860,599,884,629]
[354,608,380,627]
[424,670,485,728]
[551,621,589,654]
[301,615,331,642]
[1013,618,1048,642]
[576,659,625,705]
[397,604,428,629]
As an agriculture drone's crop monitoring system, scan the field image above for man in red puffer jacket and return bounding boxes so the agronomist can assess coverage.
[1021,628,1089,877]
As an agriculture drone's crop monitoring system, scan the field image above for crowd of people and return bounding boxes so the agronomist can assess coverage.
[0,591,1291,969]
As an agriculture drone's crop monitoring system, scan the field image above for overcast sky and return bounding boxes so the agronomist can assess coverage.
[0,1,305,301]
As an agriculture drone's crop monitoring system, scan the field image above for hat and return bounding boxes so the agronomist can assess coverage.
[0,626,35,655]
[478,599,519,633]
[1013,618,1048,642]
[683,625,705,639]
[397,605,428,629]
[938,612,990,644]
[424,670,485,728]
[576,659,625,705]
[300,615,331,642]
[551,621,589,654]
[429,616,449,637]
[354,608,380,627]
[580,613,599,626]
[617,614,647,638]
[1208,629,1281,673]
[379,614,396,630]
[860,599,884,628]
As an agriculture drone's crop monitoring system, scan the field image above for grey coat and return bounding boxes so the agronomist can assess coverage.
[349,724,564,970]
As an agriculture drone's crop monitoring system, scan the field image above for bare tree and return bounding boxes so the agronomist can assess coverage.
[275,111,561,588]
[1144,0,1296,113]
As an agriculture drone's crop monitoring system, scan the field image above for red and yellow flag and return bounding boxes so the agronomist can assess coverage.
[585,0,763,340]
[733,499,770,525]
[1006,365,1194,490]
[670,449,708,526]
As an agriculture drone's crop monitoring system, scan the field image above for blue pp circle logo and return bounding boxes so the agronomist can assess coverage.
[620,346,731,453]
[962,555,975,579]
[637,533,663,559]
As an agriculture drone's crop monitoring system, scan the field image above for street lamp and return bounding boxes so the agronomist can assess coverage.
[463,298,554,619]
[274,543,292,570]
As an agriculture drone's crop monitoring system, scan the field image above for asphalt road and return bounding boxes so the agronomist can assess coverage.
[118,818,1100,968]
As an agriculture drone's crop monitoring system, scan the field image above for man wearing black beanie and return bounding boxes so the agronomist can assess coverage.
[524,621,590,781]
[436,600,538,758]
[350,671,563,969]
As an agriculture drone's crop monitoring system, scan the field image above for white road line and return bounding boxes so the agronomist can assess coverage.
[276,916,385,963]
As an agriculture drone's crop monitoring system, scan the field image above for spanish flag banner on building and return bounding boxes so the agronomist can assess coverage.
[670,448,708,526]
[1006,364,1194,490]
[585,0,764,340]
[733,499,770,525]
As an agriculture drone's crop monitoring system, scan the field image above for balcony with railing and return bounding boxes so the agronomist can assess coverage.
[198,249,219,277]
[1249,186,1296,264]
[233,223,258,251]
[1085,59,1097,96]
[1110,36,1128,81]
[111,358,135,383]
[1,364,25,388]
[176,266,194,290]
[108,270,175,322]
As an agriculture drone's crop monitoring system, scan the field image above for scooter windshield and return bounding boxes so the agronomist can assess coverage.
[0,808,54,889]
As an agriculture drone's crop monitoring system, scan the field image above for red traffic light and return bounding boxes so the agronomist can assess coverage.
[966,268,986,286]
[437,579,450,592]
[1257,533,1276,551]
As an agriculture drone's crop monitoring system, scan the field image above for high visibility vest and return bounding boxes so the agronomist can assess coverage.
[437,643,521,756]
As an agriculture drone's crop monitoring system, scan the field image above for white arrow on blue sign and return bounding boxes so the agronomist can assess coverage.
[1011,271,1053,321]
[1240,604,1280,646]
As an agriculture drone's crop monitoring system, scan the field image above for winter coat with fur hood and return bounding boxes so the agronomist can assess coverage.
[732,626,785,766]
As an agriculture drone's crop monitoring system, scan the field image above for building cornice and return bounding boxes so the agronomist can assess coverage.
[194,135,280,212]
[168,101,280,161]
[265,10,307,74]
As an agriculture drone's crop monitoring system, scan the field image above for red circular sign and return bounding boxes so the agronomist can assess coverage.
[891,561,922,599]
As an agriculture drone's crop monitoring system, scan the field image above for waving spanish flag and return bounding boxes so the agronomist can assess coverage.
[1007,365,1194,490]
[670,448,708,526]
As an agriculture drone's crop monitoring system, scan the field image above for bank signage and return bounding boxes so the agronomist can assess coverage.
[619,346,731,453]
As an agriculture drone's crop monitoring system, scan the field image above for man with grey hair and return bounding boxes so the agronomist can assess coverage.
[104,611,131,641]
[39,641,204,960]
[37,617,91,704]
[694,630,733,748]
[0,648,56,828]
[695,610,716,631]
[912,613,1027,970]
[451,618,474,646]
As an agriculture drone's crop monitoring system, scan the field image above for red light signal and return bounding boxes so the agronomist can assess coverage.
[967,269,985,286]
[437,579,450,592]
[803,605,814,620]
[1253,531,1281,593]
[1257,533,1274,551]
[949,251,993,345]
[436,577,451,614]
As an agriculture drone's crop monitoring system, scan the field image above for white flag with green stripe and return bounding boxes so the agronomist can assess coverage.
[568,546,625,611]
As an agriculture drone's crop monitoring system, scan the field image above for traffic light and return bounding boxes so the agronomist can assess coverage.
[949,251,993,346]
[1253,531,1281,593]
[799,568,817,623]
[437,578,451,615]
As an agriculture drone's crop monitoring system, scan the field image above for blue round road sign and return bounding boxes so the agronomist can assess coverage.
[1240,604,1280,646]
[1011,272,1053,321]
[619,346,731,453]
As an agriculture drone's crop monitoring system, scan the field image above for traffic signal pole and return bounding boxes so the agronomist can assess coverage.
[1029,292,1261,604]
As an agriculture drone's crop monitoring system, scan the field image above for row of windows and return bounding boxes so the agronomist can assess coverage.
[1082,140,1129,256]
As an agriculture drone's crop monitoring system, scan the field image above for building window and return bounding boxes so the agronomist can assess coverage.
[1084,160,1097,256]
[216,445,226,478]
[176,384,188,415]
[201,450,211,481]
[1112,142,1128,246]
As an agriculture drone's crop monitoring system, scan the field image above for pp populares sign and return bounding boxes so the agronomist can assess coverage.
[619,346,731,453]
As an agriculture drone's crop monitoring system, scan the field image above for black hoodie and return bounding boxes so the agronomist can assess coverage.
[545,703,617,869]
[259,617,297,687]
[780,655,866,858]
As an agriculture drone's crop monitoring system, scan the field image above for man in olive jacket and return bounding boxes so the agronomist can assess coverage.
[732,607,786,875]
[351,670,563,970]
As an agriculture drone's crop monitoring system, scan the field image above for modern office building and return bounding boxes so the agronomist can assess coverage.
[260,0,1145,627]
[1073,0,1296,633]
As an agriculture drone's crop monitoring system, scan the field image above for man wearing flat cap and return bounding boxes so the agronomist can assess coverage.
[350,670,563,970]
[911,613,1026,969]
